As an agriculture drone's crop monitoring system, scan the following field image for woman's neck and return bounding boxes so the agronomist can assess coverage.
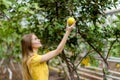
[33,48,38,54]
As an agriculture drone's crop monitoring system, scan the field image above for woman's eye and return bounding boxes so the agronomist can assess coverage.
[35,38,38,40]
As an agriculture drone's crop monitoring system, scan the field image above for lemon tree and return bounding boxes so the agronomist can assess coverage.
[0,0,120,80]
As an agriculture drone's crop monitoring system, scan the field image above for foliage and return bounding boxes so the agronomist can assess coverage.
[0,0,120,79]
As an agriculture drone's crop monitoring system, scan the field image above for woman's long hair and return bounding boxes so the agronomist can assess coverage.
[21,33,34,80]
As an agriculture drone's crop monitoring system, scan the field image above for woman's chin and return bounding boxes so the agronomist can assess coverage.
[39,44,43,48]
[32,45,42,49]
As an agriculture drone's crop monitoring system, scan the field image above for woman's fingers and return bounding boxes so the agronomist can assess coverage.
[66,21,76,31]
[70,21,76,29]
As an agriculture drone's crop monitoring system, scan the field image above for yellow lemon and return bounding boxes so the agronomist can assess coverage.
[116,63,120,68]
[67,17,75,26]
[81,57,90,66]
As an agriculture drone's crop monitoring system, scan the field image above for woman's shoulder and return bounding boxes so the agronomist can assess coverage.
[27,53,42,65]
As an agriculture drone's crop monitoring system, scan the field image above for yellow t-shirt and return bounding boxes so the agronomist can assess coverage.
[27,53,49,80]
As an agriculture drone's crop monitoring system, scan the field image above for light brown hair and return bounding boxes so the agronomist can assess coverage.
[21,33,34,80]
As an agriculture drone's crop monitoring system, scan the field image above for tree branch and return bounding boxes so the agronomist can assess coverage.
[78,30,108,67]
[105,39,117,60]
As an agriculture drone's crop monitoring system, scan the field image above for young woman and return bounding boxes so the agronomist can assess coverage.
[21,22,76,80]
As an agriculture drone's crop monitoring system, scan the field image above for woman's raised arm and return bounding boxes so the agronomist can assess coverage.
[40,22,76,63]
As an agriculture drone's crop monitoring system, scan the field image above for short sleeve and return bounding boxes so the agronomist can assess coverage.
[30,54,42,65]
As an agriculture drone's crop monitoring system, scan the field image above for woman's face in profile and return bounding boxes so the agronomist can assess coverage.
[31,34,42,49]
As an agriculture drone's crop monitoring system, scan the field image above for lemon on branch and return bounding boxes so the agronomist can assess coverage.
[67,17,75,26]
[81,57,90,66]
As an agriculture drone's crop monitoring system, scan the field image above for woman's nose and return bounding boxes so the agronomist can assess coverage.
[38,39,40,42]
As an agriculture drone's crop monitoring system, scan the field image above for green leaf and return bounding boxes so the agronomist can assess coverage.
[2,0,12,9]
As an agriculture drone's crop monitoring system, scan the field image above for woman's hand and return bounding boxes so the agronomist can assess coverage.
[66,21,76,32]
